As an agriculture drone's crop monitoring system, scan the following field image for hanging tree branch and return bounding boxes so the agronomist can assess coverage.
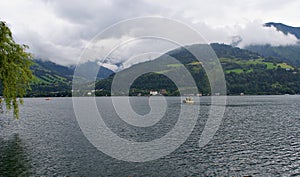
[0,21,33,118]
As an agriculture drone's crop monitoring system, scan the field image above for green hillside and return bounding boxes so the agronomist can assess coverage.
[246,45,300,67]
[28,60,74,97]
[26,60,114,97]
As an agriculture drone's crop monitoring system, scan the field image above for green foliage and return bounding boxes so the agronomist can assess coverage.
[0,21,33,118]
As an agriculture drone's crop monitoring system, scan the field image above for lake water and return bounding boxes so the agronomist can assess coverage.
[0,96,299,176]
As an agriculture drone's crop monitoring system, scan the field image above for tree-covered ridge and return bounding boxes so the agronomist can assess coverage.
[246,44,300,67]
[210,43,261,60]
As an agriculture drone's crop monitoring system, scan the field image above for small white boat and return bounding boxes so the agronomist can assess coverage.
[183,97,194,104]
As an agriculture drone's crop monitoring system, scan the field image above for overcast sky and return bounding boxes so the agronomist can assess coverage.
[1,0,299,69]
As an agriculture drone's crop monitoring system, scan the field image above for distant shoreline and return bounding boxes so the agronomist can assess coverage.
[22,94,299,98]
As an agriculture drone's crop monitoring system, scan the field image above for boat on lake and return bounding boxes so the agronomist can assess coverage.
[183,97,194,104]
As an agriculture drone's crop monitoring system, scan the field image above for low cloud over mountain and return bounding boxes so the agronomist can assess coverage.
[1,0,299,71]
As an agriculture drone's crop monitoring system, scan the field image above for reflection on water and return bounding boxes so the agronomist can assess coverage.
[0,134,32,176]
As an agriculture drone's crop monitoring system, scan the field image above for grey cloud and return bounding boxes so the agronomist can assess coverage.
[47,0,165,39]
[1,0,299,68]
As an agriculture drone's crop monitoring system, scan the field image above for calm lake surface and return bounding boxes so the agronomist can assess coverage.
[0,96,299,176]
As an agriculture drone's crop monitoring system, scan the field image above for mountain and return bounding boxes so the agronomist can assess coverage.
[70,61,114,81]
[245,22,300,67]
[264,22,300,39]
[95,43,300,96]
[27,60,114,97]
[15,42,300,96]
